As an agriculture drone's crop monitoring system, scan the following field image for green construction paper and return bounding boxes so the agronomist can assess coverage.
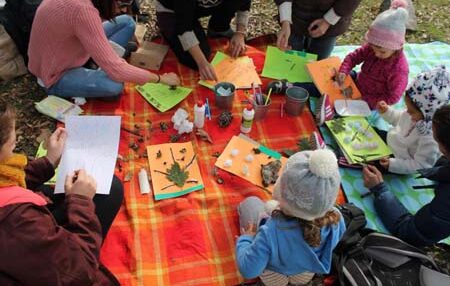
[36,142,57,185]
[198,52,229,89]
[261,46,317,83]
[325,117,392,164]
[135,83,192,112]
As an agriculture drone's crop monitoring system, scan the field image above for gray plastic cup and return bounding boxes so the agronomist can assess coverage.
[253,95,271,121]
[214,82,235,110]
[284,86,309,116]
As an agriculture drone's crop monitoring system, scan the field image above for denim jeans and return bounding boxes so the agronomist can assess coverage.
[289,34,337,60]
[371,183,433,246]
[47,15,136,98]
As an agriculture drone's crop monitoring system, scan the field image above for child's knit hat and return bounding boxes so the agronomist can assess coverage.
[406,65,450,134]
[365,0,409,50]
[272,149,340,221]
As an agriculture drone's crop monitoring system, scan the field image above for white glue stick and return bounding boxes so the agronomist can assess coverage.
[138,168,151,195]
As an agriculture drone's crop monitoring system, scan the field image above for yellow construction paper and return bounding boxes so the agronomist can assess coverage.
[147,142,204,200]
[215,135,287,193]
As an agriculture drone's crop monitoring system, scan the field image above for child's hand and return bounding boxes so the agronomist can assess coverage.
[241,222,257,236]
[379,157,390,170]
[65,169,97,199]
[160,73,181,86]
[336,72,346,87]
[362,165,384,189]
[376,101,389,114]
[46,127,67,168]
[277,21,291,51]
[229,32,246,58]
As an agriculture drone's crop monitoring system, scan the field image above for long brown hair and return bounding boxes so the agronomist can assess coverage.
[273,209,341,247]
[91,0,115,20]
[0,103,16,148]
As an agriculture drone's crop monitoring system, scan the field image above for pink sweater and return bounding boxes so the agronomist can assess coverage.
[28,0,152,88]
[339,44,409,109]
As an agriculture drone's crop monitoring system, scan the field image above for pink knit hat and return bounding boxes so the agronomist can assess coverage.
[365,0,409,50]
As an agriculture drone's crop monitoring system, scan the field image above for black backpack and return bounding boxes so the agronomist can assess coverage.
[333,203,450,286]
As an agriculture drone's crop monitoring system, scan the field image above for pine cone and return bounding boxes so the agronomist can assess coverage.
[217,111,233,128]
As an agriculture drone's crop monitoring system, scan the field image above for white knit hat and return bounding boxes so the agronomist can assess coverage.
[272,149,340,221]
[406,65,450,135]
[365,0,409,50]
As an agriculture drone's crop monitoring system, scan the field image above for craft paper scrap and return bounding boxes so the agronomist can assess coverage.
[35,96,83,122]
[147,142,204,200]
[55,116,121,194]
[325,117,392,164]
[261,46,317,83]
[306,56,361,105]
[35,142,57,185]
[215,135,287,192]
[199,52,262,89]
[136,83,192,112]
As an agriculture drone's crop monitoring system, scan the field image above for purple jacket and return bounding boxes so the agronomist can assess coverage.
[339,44,409,109]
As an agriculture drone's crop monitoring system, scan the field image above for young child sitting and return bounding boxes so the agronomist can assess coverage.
[337,0,409,109]
[235,149,345,286]
[376,65,450,174]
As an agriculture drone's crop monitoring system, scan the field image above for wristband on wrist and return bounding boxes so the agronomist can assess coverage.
[235,30,247,37]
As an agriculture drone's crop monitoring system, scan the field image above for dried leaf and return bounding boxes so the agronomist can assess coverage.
[124,171,133,182]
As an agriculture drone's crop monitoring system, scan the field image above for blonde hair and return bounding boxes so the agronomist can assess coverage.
[273,209,341,247]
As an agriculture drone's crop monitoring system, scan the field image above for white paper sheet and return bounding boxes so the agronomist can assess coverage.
[55,116,121,194]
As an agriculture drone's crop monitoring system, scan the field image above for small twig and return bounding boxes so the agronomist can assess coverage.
[186,179,198,184]
[183,154,197,171]
[121,127,144,138]
[154,170,170,176]
[170,147,176,163]
[161,183,176,191]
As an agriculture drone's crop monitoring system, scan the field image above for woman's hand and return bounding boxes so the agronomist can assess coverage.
[160,73,180,86]
[64,169,97,199]
[277,21,291,51]
[229,32,246,58]
[362,165,384,189]
[308,18,330,38]
[241,222,257,236]
[376,101,389,114]
[198,61,218,81]
[46,127,67,168]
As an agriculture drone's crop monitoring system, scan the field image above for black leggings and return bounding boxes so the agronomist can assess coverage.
[39,176,124,240]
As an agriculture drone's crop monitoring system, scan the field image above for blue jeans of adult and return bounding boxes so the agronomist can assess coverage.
[47,15,136,98]
[289,34,337,60]
[371,183,432,246]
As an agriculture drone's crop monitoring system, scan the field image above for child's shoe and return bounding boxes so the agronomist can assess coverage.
[309,131,326,150]
[266,79,291,94]
[315,93,334,125]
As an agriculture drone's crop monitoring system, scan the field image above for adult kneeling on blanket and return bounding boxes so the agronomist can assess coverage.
[235,149,345,286]
[155,0,250,81]
[28,0,180,99]
[363,104,450,247]
[0,103,123,285]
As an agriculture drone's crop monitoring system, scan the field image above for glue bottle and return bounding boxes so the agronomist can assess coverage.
[194,100,206,129]
[240,104,255,134]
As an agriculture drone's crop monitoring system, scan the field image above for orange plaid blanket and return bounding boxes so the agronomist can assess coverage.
[83,36,344,286]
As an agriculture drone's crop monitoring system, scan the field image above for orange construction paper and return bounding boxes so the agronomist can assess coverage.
[205,56,262,89]
[306,56,361,105]
[147,142,204,200]
[215,135,287,193]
